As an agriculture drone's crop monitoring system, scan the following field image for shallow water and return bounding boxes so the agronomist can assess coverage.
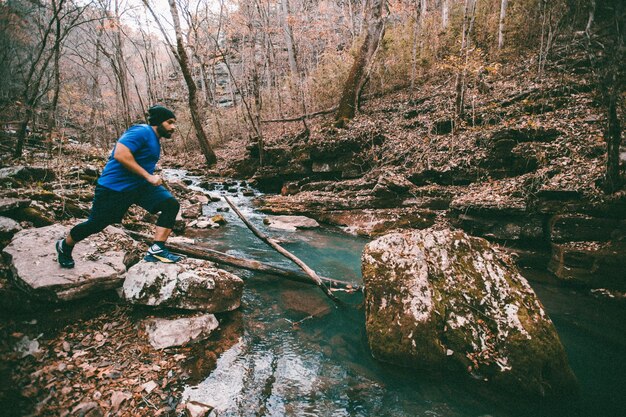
[166,171,626,417]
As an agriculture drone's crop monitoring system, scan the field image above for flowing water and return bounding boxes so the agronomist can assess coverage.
[165,170,626,417]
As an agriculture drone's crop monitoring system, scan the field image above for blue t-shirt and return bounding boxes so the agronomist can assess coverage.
[98,124,161,191]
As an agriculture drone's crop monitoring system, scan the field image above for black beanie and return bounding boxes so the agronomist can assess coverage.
[147,105,176,126]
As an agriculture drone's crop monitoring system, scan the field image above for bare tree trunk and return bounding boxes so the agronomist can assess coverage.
[410,0,425,91]
[88,26,103,131]
[335,0,386,126]
[454,0,476,119]
[280,0,299,77]
[167,0,217,165]
[604,83,622,193]
[442,0,449,28]
[498,0,508,49]
[141,0,217,166]
[113,0,131,125]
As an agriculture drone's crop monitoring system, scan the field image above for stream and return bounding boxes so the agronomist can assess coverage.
[164,170,626,417]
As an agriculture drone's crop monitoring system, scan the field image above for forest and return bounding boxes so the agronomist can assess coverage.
[0,0,624,416]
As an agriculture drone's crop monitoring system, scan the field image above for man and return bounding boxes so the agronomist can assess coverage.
[55,105,182,268]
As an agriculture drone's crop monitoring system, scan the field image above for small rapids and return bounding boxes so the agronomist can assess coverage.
[164,170,626,417]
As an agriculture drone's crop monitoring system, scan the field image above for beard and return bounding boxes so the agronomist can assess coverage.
[157,123,174,139]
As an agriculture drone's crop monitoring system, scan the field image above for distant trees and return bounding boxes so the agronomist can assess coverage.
[2,0,620,192]
[10,0,89,157]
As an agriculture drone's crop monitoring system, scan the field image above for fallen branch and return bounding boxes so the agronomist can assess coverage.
[223,196,343,304]
[261,106,337,123]
[124,230,359,292]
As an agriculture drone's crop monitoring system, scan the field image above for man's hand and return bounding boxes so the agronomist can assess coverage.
[147,174,163,186]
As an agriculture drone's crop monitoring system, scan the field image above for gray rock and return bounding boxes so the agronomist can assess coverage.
[263,215,319,231]
[362,228,577,398]
[3,224,137,301]
[144,314,219,349]
[0,216,22,236]
[0,165,56,182]
[122,258,243,312]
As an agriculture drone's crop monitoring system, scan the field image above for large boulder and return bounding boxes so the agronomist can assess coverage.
[362,228,577,398]
[2,224,139,301]
[122,258,244,312]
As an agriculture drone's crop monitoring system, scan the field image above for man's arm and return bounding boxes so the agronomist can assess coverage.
[113,143,162,186]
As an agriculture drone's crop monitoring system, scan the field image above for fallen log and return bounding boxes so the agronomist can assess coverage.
[223,196,343,304]
[124,230,360,292]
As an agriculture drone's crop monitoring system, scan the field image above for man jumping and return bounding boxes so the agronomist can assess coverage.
[56,105,182,268]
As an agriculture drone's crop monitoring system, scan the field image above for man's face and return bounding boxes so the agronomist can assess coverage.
[157,119,176,139]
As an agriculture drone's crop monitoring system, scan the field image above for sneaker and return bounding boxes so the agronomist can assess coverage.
[144,244,183,263]
[56,239,75,268]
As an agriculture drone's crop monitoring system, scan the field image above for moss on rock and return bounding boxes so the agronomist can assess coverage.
[362,228,577,398]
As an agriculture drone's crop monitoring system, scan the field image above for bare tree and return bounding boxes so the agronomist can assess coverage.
[498,0,508,49]
[14,0,89,158]
[454,0,476,119]
[335,0,386,127]
[142,0,217,166]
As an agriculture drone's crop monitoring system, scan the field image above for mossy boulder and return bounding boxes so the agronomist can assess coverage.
[362,228,577,398]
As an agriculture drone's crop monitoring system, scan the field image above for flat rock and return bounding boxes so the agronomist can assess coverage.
[3,224,137,301]
[362,228,577,398]
[122,258,244,312]
[263,215,319,231]
[145,314,219,349]
[316,208,435,237]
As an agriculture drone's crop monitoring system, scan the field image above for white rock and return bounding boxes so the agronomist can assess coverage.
[122,258,244,312]
[264,215,319,231]
[145,314,219,349]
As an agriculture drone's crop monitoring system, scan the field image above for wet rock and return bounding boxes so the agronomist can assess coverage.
[188,218,219,229]
[548,241,626,291]
[210,215,227,225]
[190,193,210,204]
[182,202,203,219]
[3,224,137,301]
[122,258,244,312]
[362,228,577,398]
[144,314,219,349]
[0,165,56,183]
[263,215,319,231]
